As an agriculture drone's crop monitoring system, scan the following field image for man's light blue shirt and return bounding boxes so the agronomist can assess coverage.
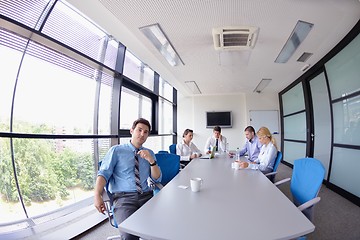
[239,135,262,162]
[98,142,162,194]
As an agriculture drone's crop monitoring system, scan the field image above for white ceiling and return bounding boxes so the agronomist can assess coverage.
[69,0,360,96]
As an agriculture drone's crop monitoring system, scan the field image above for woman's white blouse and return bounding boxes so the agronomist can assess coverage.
[250,141,277,172]
[176,140,202,161]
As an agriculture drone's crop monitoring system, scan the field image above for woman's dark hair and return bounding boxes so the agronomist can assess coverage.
[183,129,193,137]
[132,118,151,131]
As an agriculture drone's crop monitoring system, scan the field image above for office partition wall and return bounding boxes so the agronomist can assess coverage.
[279,22,360,206]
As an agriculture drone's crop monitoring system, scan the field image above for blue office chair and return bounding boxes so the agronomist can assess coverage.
[101,189,121,240]
[98,161,121,240]
[150,152,180,194]
[169,144,177,154]
[264,151,283,182]
[158,150,169,154]
[275,157,325,222]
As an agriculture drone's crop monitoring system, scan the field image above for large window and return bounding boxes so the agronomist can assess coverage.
[120,87,152,130]
[0,1,177,235]
[123,51,154,91]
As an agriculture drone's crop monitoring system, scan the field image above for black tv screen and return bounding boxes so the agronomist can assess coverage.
[206,111,232,128]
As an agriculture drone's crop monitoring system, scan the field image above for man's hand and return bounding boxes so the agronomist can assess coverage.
[239,161,249,169]
[137,149,155,164]
[94,193,106,214]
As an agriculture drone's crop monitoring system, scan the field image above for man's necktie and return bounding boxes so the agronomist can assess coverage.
[215,139,218,151]
[134,150,143,194]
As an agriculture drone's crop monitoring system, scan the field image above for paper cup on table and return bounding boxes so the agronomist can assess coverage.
[190,178,203,192]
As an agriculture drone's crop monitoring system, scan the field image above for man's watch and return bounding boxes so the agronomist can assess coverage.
[150,161,157,166]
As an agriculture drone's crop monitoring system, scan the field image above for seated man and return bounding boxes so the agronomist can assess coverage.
[94,118,162,240]
[238,126,277,174]
[238,126,262,162]
[204,125,227,154]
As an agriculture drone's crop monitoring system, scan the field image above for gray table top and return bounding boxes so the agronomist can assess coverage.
[119,154,314,240]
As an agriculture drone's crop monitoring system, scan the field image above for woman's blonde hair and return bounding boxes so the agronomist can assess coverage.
[257,126,277,150]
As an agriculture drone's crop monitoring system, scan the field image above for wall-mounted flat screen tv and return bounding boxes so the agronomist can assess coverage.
[206,111,232,128]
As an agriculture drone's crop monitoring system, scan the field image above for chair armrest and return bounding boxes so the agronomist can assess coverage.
[297,197,321,212]
[148,178,164,190]
[274,177,291,186]
[154,182,164,190]
[265,171,277,177]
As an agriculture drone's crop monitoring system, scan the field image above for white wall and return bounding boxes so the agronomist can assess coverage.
[177,92,280,153]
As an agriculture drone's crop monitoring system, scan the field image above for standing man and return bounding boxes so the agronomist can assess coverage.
[204,126,228,154]
[94,118,162,240]
[239,126,262,162]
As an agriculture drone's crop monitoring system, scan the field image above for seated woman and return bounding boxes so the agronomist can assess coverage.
[176,129,202,167]
[238,126,277,174]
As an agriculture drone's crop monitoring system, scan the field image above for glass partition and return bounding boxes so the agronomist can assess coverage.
[330,147,360,198]
[333,95,360,146]
[282,83,305,115]
[326,34,360,100]
[283,112,307,141]
[283,141,307,165]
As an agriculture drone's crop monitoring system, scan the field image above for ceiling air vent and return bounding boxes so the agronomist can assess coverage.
[297,52,313,62]
[212,26,259,50]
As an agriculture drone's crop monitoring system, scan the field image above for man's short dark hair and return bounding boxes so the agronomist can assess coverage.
[183,129,193,137]
[213,126,221,132]
[244,126,255,134]
[132,118,151,131]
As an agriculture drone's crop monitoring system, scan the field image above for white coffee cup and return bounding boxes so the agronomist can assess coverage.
[232,162,240,170]
[190,178,203,192]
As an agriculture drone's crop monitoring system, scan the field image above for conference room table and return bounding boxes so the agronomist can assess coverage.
[119,154,315,240]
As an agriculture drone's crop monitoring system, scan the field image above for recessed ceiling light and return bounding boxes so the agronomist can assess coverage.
[139,23,184,67]
[275,20,314,63]
[253,79,272,93]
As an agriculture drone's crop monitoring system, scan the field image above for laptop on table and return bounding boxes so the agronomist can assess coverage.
[200,146,217,159]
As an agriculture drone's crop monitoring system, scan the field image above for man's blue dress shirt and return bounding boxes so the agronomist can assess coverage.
[239,135,262,162]
[98,142,162,194]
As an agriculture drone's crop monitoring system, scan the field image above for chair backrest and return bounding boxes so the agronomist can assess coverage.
[155,152,180,186]
[290,157,325,206]
[267,151,282,182]
[273,151,283,172]
[169,144,177,154]
[158,150,169,154]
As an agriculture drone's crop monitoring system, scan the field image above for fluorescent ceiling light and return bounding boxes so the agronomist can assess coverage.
[139,23,184,66]
[185,81,201,94]
[254,79,271,93]
[275,20,313,63]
